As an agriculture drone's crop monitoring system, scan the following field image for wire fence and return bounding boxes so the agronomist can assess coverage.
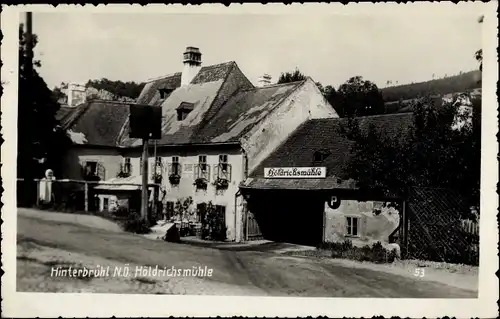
[406,187,479,266]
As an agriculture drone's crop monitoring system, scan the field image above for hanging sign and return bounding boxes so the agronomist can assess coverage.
[264,167,326,178]
[327,195,341,209]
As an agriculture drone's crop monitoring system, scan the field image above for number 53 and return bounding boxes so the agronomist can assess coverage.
[414,268,425,277]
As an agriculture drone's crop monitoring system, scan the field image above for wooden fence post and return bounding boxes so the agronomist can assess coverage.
[84,182,89,212]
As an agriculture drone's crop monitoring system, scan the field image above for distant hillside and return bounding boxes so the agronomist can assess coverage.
[381,70,481,103]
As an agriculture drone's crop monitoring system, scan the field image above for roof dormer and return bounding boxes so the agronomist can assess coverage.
[177,102,194,121]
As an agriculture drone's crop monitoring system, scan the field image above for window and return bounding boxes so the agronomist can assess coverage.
[216,155,231,181]
[166,201,175,219]
[103,198,109,211]
[219,155,228,171]
[346,217,359,236]
[154,156,163,173]
[123,158,131,174]
[83,161,105,181]
[313,150,331,162]
[195,155,210,180]
[199,155,207,171]
[171,156,180,176]
[84,161,98,176]
[177,102,194,121]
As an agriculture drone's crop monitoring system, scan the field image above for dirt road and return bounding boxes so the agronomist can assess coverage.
[16,209,476,297]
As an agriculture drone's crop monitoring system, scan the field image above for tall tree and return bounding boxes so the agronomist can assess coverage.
[475,15,484,72]
[85,78,145,100]
[343,94,481,210]
[336,76,385,117]
[18,22,69,179]
[277,68,307,84]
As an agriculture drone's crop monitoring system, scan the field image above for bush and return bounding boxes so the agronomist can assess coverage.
[122,212,151,234]
[323,240,393,264]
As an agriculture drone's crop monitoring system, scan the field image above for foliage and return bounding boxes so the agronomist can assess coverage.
[201,201,227,241]
[212,178,229,190]
[151,172,162,184]
[342,94,481,208]
[116,164,131,178]
[122,212,152,234]
[277,68,307,84]
[173,197,195,236]
[476,15,484,73]
[168,174,181,185]
[85,78,145,100]
[18,23,72,180]
[335,76,386,117]
[380,71,481,103]
[318,240,396,264]
[174,196,194,220]
[193,177,208,190]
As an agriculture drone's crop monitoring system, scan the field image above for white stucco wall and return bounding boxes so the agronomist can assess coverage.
[61,147,123,180]
[122,147,245,242]
[242,78,338,174]
[324,200,400,247]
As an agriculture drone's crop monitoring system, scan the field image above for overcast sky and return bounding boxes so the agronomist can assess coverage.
[27,9,483,90]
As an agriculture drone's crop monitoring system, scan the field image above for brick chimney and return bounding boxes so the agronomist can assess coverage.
[257,74,272,87]
[181,47,202,86]
[66,82,87,107]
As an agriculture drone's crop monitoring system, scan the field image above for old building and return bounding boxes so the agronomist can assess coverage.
[240,113,413,247]
[57,46,338,242]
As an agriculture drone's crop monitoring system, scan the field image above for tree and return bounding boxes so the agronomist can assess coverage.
[277,68,307,84]
[342,94,481,209]
[475,15,484,74]
[336,76,385,117]
[18,23,70,179]
[85,78,145,99]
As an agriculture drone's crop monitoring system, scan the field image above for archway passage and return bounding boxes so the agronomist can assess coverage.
[247,190,325,247]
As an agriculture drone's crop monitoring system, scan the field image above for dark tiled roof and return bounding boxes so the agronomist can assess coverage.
[55,106,75,122]
[136,73,182,105]
[246,113,414,190]
[136,61,236,106]
[191,62,235,85]
[64,100,130,146]
[196,81,303,143]
[118,79,226,147]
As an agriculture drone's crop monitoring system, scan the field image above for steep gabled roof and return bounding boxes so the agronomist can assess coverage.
[63,100,130,146]
[55,106,76,122]
[195,81,304,144]
[118,79,226,147]
[244,113,414,191]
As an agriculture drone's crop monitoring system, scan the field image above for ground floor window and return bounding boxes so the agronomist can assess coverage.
[346,216,359,236]
[103,197,109,211]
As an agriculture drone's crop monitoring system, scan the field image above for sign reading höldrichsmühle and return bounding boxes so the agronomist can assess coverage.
[264,167,327,178]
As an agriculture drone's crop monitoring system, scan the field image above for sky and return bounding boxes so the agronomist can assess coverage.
[25,9,483,90]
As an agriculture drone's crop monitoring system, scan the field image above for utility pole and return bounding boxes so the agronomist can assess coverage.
[26,12,33,77]
[141,138,149,223]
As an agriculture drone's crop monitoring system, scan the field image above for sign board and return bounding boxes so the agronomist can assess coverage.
[327,195,341,209]
[129,104,162,139]
[264,167,326,178]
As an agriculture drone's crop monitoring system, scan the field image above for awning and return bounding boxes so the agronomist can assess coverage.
[93,175,156,191]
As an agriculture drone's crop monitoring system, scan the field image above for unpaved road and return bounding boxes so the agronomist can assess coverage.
[16,208,476,297]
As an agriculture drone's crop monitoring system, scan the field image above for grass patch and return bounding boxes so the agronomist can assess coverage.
[286,240,397,264]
